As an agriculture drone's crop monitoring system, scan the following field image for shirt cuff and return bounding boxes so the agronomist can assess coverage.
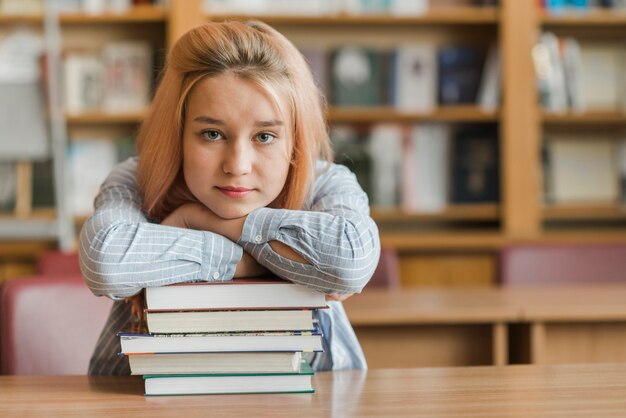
[200,231,243,282]
[239,207,287,246]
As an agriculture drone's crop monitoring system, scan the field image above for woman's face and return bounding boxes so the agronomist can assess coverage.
[182,73,292,220]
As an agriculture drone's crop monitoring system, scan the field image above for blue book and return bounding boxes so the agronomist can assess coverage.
[437,46,484,105]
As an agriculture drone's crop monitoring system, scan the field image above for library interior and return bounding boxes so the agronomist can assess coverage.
[1,0,626,415]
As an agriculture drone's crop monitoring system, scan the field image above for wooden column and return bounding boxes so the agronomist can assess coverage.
[167,0,205,49]
[500,0,541,237]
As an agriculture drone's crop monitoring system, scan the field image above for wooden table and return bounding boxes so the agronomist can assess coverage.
[343,285,626,368]
[1,364,626,417]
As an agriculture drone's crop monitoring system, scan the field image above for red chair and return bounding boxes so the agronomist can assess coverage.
[0,275,112,375]
[366,248,401,289]
[500,244,626,285]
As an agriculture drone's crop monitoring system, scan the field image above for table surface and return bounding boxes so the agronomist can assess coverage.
[2,363,626,417]
[344,285,626,324]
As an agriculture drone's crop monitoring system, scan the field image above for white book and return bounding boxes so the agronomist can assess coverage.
[541,32,568,113]
[389,0,428,16]
[548,138,619,203]
[101,41,152,112]
[128,351,303,375]
[119,326,323,354]
[579,43,621,111]
[146,309,315,334]
[367,124,403,208]
[561,38,584,112]
[63,52,102,114]
[67,139,117,216]
[404,124,451,213]
[145,278,327,311]
[393,44,437,112]
[477,43,501,111]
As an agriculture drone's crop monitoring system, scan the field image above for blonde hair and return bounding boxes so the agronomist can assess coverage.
[136,21,333,221]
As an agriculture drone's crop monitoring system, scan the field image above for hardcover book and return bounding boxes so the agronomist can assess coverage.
[119,323,323,354]
[128,351,303,375]
[144,278,327,311]
[145,309,316,334]
[143,360,315,396]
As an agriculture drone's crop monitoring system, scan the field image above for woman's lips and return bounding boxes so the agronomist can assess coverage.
[216,186,253,198]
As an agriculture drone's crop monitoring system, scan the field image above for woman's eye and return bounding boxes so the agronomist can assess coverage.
[257,133,276,144]
[202,130,222,141]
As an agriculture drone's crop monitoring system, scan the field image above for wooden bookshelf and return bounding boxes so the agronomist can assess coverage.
[328,106,498,123]
[0,14,42,24]
[206,7,498,26]
[59,6,167,24]
[543,204,626,221]
[65,111,148,125]
[542,111,626,125]
[373,204,499,223]
[539,9,626,26]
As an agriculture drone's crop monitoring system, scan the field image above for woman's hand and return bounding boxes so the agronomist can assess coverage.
[325,293,354,302]
[125,293,144,321]
[162,203,246,242]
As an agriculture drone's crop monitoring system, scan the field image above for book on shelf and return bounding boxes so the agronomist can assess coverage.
[476,43,501,111]
[534,32,568,113]
[619,140,626,203]
[367,123,403,208]
[391,44,437,112]
[127,351,303,375]
[144,278,327,311]
[118,323,324,354]
[143,360,314,396]
[145,309,316,334]
[63,51,103,114]
[329,46,388,107]
[67,138,118,216]
[437,45,484,105]
[0,162,16,212]
[331,124,373,200]
[450,126,500,204]
[402,124,451,213]
[101,41,152,112]
[578,42,622,111]
[545,137,620,204]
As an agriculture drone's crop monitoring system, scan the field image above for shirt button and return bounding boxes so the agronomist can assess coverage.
[255,235,262,243]
[212,272,220,279]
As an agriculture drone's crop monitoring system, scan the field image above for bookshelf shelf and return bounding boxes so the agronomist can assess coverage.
[542,111,626,125]
[65,111,148,124]
[381,229,626,251]
[540,10,626,26]
[543,204,626,221]
[0,14,42,24]
[328,106,499,123]
[206,7,498,26]
[381,231,505,250]
[59,6,167,24]
[373,204,499,223]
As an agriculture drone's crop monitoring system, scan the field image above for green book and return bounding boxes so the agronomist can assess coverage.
[143,360,314,396]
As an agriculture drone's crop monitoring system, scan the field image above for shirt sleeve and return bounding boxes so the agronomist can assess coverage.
[238,163,380,294]
[78,158,243,300]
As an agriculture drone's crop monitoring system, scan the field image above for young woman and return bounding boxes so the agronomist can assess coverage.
[79,21,380,375]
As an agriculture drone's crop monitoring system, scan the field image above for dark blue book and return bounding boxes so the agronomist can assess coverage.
[450,127,500,204]
[437,45,484,105]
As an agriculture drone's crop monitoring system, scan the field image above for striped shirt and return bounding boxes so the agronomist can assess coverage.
[80,157,380,375]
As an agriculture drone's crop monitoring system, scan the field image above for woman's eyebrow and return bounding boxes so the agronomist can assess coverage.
[193,116,224,125]
[254,119,284,127]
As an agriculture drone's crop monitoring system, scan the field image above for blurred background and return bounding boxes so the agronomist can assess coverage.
[0,0,625,287]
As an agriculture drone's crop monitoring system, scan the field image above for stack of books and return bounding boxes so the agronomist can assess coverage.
[118,278,326,396]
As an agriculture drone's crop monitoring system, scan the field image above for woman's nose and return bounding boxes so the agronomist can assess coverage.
[222,140,252,176]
